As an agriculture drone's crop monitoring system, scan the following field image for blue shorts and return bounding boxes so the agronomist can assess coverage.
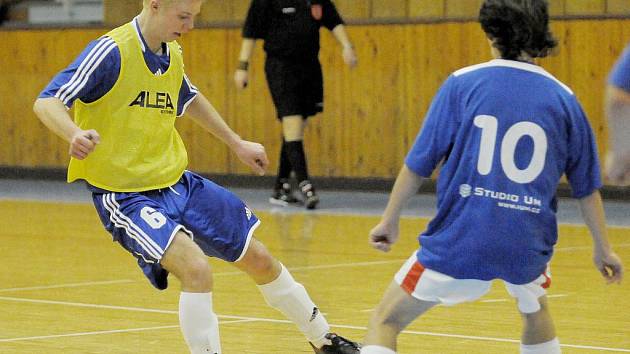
[92,171,260,290]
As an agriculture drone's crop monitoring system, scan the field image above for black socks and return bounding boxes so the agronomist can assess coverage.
[284,140,309,184]
[276,139,292,189]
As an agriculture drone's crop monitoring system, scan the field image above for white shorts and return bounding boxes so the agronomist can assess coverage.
[394,251,551,314]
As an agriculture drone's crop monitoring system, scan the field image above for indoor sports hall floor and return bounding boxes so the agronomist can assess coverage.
[1,179,629,353]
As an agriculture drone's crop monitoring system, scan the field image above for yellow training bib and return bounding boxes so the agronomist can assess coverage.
[68,22,188,192]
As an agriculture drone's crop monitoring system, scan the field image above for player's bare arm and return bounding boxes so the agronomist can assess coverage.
[185,92,268,175]
[331,25,357,68]
[577,190,624,284]
[33,97,100,160]
[234,38,256,89]
[604,85,630,185]
[370,165,425,252]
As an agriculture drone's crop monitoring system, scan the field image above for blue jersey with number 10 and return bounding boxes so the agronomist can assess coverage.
[406,59,601,284]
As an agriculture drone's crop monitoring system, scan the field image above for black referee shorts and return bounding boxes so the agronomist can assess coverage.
[264,56,323,120]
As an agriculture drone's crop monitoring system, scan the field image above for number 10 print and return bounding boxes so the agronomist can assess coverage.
[473,115,548,184]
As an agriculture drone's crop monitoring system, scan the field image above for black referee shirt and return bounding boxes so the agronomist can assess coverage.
[242,0,344,59]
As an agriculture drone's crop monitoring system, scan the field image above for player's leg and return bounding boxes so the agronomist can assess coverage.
[178,172,354,351]
[291,58,324,210]
[234,237,359,353]
[504,273,561,354]
[281,115,309,183]
[282,114,307,140]
[92,190,221,354]
[270,136,300,206]
[362,280,438,354]
[282,115,318,209]
[162,231,213,292]
[269,115,307,206]
[265,57,306,207]
[162,231,221,354]
[519,296,559,353]
[362,252,493,353]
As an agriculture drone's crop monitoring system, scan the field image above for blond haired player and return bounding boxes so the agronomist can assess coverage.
[33,0,359,353]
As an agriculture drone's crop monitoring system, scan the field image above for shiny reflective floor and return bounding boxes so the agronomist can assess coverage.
[0,181,629,353]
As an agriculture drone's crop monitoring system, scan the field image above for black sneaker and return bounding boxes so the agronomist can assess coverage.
[299,180,320,210]
[310,333,361,354]
[269,180,300,206]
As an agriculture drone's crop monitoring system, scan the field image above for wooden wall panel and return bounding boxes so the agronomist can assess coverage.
[334,0,371,20]
[565,0,606,15]
[555,20,628,162]
[198,0,231,24]
[100,0,628,25]
[0,29,104,169]
[608,0,630,14]
[230,0,252,22]
[318,25,409,177]
[408,0,444,19]
[538,22,571,87]
[104,0,249,26]
[1,20,629,183]
[103,0,142,25]
[371,0,407,19]
[445,0,484,18]
[225,33,279,176]
[548,0,566,16]
[175,30,232,174]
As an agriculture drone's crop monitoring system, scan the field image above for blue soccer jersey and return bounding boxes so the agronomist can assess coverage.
[405,59,602,284]
[609,43,630,92]
[39,17,198,116]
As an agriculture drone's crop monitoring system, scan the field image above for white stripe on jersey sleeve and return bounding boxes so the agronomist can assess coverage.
[55,37,111,103]
[179,95,198,118]
[183,73,198,94]
[178,73,199,117]
[55,37,118,105]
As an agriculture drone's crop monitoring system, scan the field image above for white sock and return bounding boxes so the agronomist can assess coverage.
[521,338,561,354]
[258,264,330,348]
[361,345,397,354]
[179,292,221,354]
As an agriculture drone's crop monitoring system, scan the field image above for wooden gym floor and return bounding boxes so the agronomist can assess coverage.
[0,181,628,353]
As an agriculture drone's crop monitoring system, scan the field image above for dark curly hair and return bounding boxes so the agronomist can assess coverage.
[479,0,558,60]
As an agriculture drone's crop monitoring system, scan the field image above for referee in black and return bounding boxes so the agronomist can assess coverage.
[235,0,357,209]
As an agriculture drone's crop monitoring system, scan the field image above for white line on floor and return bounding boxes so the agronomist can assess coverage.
[556,243,630,252]
[360,294,569,311]
[0,279,135,293]
[0,296,627,351]
[212,259,406,277]
[0,325,180,343]
[0,318,255,343]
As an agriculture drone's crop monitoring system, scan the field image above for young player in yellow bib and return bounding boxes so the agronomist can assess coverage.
[33,0,360,353]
